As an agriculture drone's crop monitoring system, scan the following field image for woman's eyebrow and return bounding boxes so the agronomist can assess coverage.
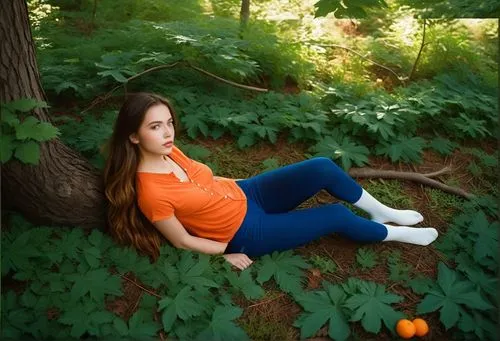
[147,119,172,126]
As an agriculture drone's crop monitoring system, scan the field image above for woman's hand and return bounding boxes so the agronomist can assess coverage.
[222,253,253,270]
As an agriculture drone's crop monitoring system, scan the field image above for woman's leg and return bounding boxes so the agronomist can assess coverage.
[225,200,438,258]
[237,157,423,225]
[237,157,362,213]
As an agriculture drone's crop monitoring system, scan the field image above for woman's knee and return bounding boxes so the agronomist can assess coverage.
[306,157,340,175]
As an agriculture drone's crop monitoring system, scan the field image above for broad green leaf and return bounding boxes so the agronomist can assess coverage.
[97,69,129,83]
[294,284,351,341]
[15,116,39,140]
[3,98,48,112]
[177,252,219,288]
[237,133,255,149]
[311,136,369,170]
[355,248,377,269]
[256,250,310,294]
[375,136,425,163]
[416,262,494,330]
[195,305,249,341]
[225,268,265,300]
[14,141,40,165]
[113,317,129,336]
[128,309,160,339]
[344,281,404,334]
[467,211,498,262]
[158,286,205,332]
[1,134,15,163]
[31,121,59,142]
[261,158,280,172]
[1,108,20,126]
[429,136,457,156]
[67,268,122,303]
[183,115,209,139]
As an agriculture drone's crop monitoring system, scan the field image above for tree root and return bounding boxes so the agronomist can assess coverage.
[348,166,474,199]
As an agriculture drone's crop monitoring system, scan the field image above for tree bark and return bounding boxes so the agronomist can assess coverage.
[0,0,106,229]
[239,0,250,36]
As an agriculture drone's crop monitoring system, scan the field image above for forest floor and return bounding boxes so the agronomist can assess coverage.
[101,134,495,341]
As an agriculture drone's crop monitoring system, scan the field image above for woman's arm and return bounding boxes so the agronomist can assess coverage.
[180,235,228,254]
[154,215,252,269]
[153,215,227,254]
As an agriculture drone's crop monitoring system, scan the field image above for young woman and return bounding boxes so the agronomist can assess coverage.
[103,92,438,270]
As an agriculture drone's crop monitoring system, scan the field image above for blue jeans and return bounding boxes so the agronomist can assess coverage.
[225,157,388,257]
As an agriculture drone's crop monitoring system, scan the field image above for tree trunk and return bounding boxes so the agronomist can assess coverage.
[239,0,250,34]
[0,0,106,229]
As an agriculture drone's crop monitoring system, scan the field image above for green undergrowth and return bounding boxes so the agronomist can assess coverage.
[2,189,498,340]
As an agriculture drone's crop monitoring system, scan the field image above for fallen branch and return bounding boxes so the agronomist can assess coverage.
[348,166,474,199]
[82,61,268,113]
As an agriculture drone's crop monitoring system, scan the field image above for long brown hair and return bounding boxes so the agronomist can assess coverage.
[103,92,179,262]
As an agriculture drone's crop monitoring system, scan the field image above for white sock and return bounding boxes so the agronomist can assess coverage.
[353,189,424,226]
[382,224,438,246]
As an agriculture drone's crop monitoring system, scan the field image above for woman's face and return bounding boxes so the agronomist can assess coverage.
[129,103,175,157]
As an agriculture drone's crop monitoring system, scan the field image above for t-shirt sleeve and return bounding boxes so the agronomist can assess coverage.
[151,198,175,223]
[137,193,175,223]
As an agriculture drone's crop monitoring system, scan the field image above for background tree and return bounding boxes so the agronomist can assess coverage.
[0,0,105,228]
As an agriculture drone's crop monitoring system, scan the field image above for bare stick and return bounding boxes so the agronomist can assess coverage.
[409,19,427,81]
[348,167,474,199]
[82,61,268,113]
[117,272,162,298]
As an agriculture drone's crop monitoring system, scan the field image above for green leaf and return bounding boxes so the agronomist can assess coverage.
[3,98,48,112]
[407,276,434,295]
[67,268,122,303]
[97,69,129,83]
[1,108,20,126]
[294,283,351,341]
[225,269,265,300]
[1,134,15,163]
[375,136,425,163]
[256,250,310,294]
[261,158,280,172]
[237,132,255,149]
[177,252,219,288]
[183,115,209,139]
[355,248,377,269]
[128,309,160,339]
[83,246,102,268]
[311,136,369,170]
[429,136,457,156]
[196,305,249,341]
[113,316,129,336]
[31,121,59,142]
[158,286,205,332]
[15,116,39,140]
[14,140,40,165]
[467,211,498,262]
[416,262,494,330]
[344,281,404,334]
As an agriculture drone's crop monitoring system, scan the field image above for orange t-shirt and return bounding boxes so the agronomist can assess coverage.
[135,145,247,242]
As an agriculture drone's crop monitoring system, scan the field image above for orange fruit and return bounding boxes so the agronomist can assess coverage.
[396,319,416,339]
[412,318,429,337]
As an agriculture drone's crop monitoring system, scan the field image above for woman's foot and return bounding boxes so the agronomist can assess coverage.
[353,189,424,226]
[371,207,423,226]
[382,224,438,246]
